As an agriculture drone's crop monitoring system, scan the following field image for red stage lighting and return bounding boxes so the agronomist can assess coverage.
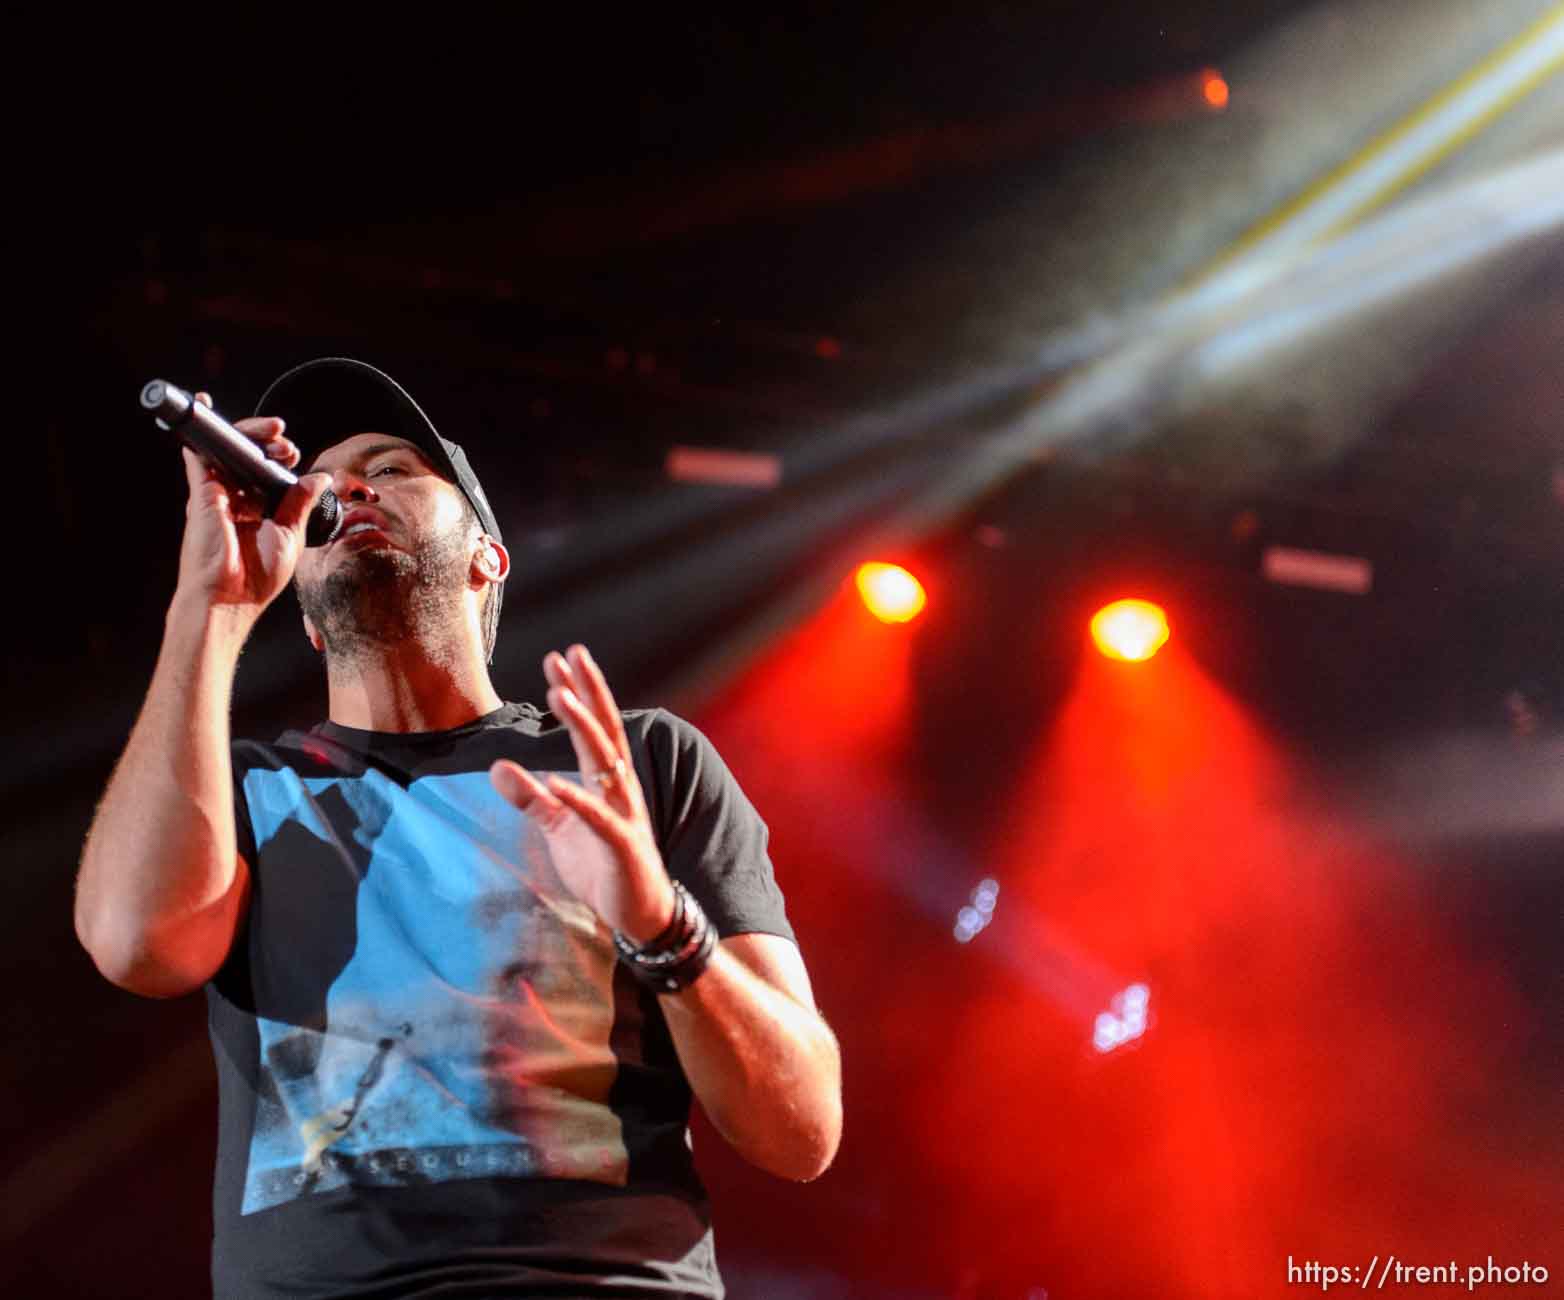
[856,563,927,624]
[1090,599,1169,662]
[1202,69,1230,109]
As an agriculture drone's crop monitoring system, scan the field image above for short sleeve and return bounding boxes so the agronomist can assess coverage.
[230,740,261,867]
[208,741,263,999]
[637,709,795,945]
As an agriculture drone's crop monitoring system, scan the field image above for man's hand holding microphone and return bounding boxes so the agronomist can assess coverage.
[169,390,333,640]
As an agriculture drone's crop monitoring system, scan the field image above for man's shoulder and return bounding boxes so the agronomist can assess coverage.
[619,706,724,758]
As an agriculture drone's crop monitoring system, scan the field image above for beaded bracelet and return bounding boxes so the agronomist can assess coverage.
[613,880,718,992]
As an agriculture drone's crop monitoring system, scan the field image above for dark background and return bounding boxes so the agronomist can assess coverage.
[10,3,1562,1296]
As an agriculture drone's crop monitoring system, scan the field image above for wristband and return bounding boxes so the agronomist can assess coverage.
[613,880,717,992]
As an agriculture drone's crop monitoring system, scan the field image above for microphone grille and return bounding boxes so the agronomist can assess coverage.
[306,488,343,548]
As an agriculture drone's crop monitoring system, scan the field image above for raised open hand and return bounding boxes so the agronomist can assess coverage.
[489,645,677,943]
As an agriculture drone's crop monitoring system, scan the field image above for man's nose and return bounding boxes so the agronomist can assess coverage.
[334,469,379,503]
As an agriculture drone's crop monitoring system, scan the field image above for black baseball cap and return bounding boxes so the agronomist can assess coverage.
[255,357,505,652]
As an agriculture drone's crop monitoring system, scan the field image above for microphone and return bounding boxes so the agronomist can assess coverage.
[141,379,342,547]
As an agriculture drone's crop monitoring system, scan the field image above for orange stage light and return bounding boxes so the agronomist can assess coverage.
[1090,599,1170,662]
[1202,69,1230,109]
[855,562,927,624]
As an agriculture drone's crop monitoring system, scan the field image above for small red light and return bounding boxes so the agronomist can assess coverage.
[1202,70,1230,109]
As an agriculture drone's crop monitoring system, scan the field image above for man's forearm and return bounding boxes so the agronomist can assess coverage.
[74,598,254,996]
[660,942,843,1182]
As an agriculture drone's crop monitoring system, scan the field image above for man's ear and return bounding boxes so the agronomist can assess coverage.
[302,612,324,654]
[473,537,511,586]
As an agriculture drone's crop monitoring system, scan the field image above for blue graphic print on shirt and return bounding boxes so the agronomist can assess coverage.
[237,765,628,1214]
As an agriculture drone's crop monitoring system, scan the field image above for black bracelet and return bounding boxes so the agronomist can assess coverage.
[613,881,717,992]
[640,880,687,953]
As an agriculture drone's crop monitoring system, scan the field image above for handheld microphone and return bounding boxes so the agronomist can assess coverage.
[140,379,342,547]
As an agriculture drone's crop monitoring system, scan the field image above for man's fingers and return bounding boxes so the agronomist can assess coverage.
[490,760,562,816]
[181,445,228,500]
[182,446,217,518]
[265,436,302,468]
[546,646,642,818]
[181,446,247,536]
[181,445,206,497]
[568,645,632,761]
[543,650,575,693]
[547,681,625,793]
[272,472,332,533]
[232,415,298,462]
[233,415,283,436]
[545,775,633,852]
[546,647,631,765]
[183,399,300,488]
[211,413,299,468]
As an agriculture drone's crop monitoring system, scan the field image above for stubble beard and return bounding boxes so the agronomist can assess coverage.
[296,526,473,672]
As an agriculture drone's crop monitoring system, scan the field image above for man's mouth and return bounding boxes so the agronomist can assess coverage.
[335,508,393,544]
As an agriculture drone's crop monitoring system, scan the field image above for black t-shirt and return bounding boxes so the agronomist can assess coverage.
[205,702,794,1299]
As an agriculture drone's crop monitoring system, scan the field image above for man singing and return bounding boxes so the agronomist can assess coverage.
[75,357,842,1298]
